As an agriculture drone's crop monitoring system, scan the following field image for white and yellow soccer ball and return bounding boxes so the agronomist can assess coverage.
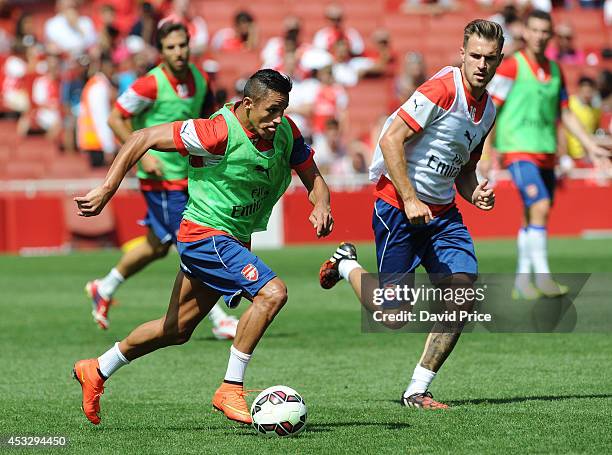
[250,385,307,437]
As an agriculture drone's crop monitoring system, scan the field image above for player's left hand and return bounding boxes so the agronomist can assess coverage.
[471,179,495,211]
[309,203,334,238]
[74,186,114,217]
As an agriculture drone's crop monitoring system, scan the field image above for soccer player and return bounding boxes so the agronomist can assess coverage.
[72,69,333,425]
[485,10,610,299]
[86,21,237,339]
[319,19,502,409]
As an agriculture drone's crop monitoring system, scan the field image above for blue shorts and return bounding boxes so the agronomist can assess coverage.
[372,199,477,283]
[507,160,556,208]
[177,235,276,308]
[141,190,188,245]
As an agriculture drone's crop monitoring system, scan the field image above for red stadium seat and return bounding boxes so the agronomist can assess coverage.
[4,161,46,179]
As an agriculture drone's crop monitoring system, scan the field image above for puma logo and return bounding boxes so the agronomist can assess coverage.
[464,130,475,149]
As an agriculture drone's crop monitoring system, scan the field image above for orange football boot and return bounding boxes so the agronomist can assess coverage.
[73,358,105,425]
[212,382,252,424]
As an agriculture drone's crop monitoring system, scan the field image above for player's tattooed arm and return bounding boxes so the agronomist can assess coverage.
[74,123,177,217]
[296,161,334,237]
[419,331,461,372]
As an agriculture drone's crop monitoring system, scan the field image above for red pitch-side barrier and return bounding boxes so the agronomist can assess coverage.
[0,180,611,253]
[282,179,612,243]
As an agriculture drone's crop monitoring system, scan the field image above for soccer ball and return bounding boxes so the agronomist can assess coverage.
[250,385,307,437]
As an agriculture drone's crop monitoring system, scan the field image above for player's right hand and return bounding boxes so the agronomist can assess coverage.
[74,186,113,217]
[141,154,163,177]
[403,197,434,225]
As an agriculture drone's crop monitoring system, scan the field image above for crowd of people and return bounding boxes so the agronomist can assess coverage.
[0,0,610,178]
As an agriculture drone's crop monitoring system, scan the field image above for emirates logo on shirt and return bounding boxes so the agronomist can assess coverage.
[177,83,188,98]
[242,264,259,281]
[469,105,476,121]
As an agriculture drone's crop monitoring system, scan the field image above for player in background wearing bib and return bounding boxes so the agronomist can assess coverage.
[72,69,333,426]
[319,20,502,409]
[485,10,610,300]
[85,22,238,339]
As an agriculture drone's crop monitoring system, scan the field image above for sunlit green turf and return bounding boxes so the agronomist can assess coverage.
[0,238,611,454]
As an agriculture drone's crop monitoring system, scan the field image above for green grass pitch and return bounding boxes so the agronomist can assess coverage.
[1,238,611,454]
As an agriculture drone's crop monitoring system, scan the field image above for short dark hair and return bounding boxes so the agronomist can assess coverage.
[243,69,292,101]
[156,21,190,50]
[235,11,254,25]
[578,76,596,87]
[463,19,504,51]
[526,9,553,25]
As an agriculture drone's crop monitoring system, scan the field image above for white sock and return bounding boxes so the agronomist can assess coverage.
[515,227,532,287]
[208,304,228,326]
[404,364,436,397]
[97,342,129,379]
[97,268,125,300]
[338,259,361,282]
[527,225,551,283]
[224,345,251,384]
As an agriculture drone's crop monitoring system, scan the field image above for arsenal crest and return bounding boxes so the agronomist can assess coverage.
[241,264,259,281]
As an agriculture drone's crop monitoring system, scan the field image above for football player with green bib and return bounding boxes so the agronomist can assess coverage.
[73,69,333,426]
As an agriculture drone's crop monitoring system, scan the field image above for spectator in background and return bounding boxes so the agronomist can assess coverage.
[312,118,348,174]
[211,10,258,52]
[1,42,30,114]
[15,12,42,50]
[394,51,427,106]
[330,38,371,86]
[44,0,97,57]
[116,36,152,94]
[565,77,602,162]
[545,23,585,65]
[0,0,19,54]
[310,63,349,136]
[130,2,159,47]
[77,54,117,167]
[284,52,319,141]
[160,0,209,55]
[60,54,90,153]
[17,52,62,144]
[313,3,364,57]
[92,0,136,36]
[360,29,397,78]
[313,118,368,177]
[97,5,120,59]
[489,3,524,54]
[260,16,308,72]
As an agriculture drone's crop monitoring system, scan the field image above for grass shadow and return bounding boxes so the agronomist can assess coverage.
[447,393,612,406]
[380,392,612,407]
[225,421,411,437]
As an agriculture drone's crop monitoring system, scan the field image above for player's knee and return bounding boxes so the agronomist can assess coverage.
[256,280,288,316]
[152,243,170,259]
[173,327,193,345]
[529,199,551,220]
[159,318,193,345]
[165,325,193,345]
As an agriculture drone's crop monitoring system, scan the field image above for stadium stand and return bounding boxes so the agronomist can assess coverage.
[0,0,610,251]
